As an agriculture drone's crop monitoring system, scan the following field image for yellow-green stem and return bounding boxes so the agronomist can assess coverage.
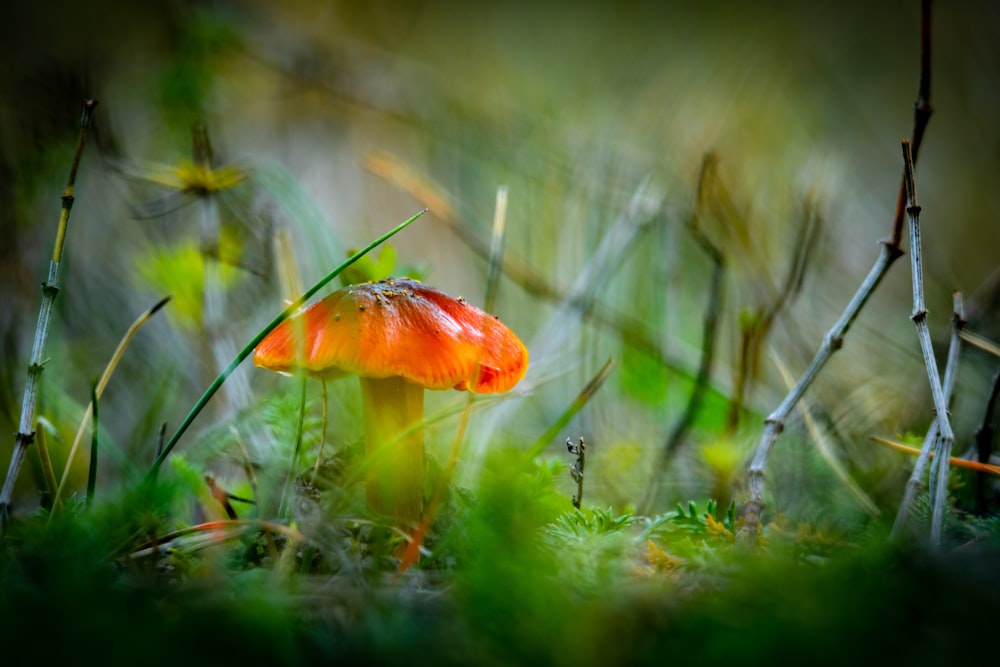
[359,376,425,524]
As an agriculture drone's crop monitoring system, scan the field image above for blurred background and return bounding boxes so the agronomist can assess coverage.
[0,0,998,523]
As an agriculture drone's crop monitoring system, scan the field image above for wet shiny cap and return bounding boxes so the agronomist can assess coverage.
[253,277,528,393]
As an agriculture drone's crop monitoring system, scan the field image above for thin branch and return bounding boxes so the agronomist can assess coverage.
[154,422,167,461]
[900,140,955,547]
[567,437,586,509]
[929,292,964,527]
[890,291,964,539]
[664,238,723,453]
[0,99,98,529]
[740,1,932,533]
[742,239,903,531]
[890,0,934,248]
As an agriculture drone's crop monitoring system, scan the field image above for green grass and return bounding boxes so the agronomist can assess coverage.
[4,453,1000,666]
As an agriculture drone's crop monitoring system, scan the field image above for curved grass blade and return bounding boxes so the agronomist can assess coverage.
[35,421,58,505]
[50,296,171,517]
[959,329,1000,359]
[872,435,1000,477]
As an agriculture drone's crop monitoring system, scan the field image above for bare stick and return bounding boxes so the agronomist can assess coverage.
[0,99,98,528]
[742,240,903,529]
[899,140,955,546]
[890,0,934,249]
[929,293,964,531]
[567,437,585,509]
[892,141,964,546]
[740,1,933,532]
[890,291,964,539]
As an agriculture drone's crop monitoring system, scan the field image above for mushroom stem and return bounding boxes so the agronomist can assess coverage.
[359,375,425,523]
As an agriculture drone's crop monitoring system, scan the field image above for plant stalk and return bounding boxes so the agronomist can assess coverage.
[0,99,97,527]
[899,140,955,547]
[742,239,902,529]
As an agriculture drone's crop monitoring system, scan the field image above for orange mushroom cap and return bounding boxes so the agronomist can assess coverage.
[253,277,528,393]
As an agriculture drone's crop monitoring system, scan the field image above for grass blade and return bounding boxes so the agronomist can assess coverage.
[872,435,1000,476]
[0,100,98,525]
[34,421,58,505]
[86,379,99,508]
[525,358,615,461]
[51,295,171,516]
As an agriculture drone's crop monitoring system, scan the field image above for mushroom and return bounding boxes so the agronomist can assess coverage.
[253,277,528,523]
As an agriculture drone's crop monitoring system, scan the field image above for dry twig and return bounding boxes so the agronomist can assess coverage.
[889,291,964,539]
[898,140,955,546]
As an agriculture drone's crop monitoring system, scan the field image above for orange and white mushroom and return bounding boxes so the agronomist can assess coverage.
[254,277,528,523]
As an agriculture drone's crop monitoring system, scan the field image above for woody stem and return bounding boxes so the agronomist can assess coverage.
[359,376,425,524]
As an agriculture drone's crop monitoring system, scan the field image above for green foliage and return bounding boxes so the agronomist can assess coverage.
[4,448,1000,667]
[619,342,673,405]
[339,245,398,286]
[545,505,644,541]
[136,237,245,332]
